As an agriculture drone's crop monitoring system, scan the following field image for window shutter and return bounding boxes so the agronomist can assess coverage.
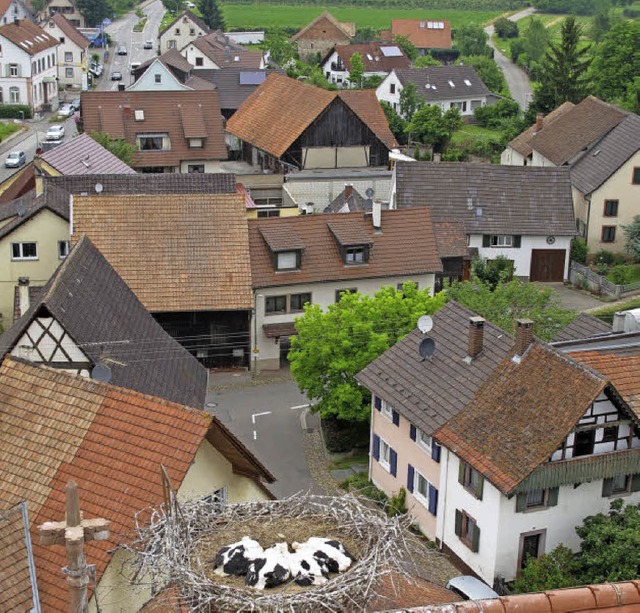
[374,396,382,411]
[475,475,484,500]
[410,424,416,441]
[428,485,438,516]
[373,434,380,462]
[513,235,522,248]
[458,461,466,485]
[631,474,640,493]
[431,443,441,463]
[471,524,481,553]
[454,509,462,537]
[548,487,559,507]
[407,464,414,493]
[601,478,613,497]
[392,410,400,427]
[515,493,527,513]
[482,235,490,247]
[390,448,397,477]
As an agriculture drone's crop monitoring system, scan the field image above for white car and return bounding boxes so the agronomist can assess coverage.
[58,103,74,117]
[446,576,499,601]
[46,125,65,141]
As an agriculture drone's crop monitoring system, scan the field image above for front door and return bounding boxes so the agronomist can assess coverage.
[518,529,546,572]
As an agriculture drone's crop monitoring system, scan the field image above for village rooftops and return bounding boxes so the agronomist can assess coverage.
[289,11,355,42]
[190,31,264,69]
[394,65,493,102]
[389,18,452,49]
[0,19,58,54]
[326,42,410,74]
[50,12,88,49]
[551,312,612,343]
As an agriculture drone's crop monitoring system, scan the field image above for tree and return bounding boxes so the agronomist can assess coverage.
[289,284,446,422]
[523,17,550,65]
[531,17,591,114]
[393,35,417,61]
[198,0,225,31]
[407,105,462,152]
[471,256,514,290]
[460,56,507,94]
[349,52,365,89]
[622,215,640,262]
[590,0,613,42]
[494,17,519,39]
[380,101,407,144]
[414,54,441,67]
[353,27,379,44]
[265,28,297,66]
[513,545,579,594]
[90,132,137,167]
[76,0,110,28]
[399,81,421,120]
[446,277,576,341]
[453,24,492,58]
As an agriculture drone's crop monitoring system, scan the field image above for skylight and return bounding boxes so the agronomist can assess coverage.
[366,53,373,60]
[380,45,403,57]
[464,79,472,86]
[448,80,455,87]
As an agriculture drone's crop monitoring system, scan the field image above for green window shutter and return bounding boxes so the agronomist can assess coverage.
[482,235,490,247]
[515,493,527,513]
[602,478,613,497]
[475,474,484,500]
[547,487,559,507]
[631,474,640,493]
[458,461,465,485]
[454,509,462,537]
[471,523,481,553]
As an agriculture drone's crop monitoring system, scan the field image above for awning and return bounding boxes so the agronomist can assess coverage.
[262,322,297,338]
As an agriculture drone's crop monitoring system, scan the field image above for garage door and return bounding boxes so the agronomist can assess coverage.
[530,249,566,282]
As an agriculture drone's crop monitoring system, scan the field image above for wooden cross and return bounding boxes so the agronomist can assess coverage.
[39,480,110,613]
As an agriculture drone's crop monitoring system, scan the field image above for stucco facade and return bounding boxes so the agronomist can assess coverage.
[160,13,208,53]
[0,0,31,26]
[128,60,191,92]
[38,0,84,28]
[45,18,88,91]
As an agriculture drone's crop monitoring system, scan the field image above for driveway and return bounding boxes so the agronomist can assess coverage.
[538,282,605,311]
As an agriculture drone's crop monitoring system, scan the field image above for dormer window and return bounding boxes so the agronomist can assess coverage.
[346,246,367,264]
[277,251,299,271]
[259,225,306,272]
[328,220,373,266]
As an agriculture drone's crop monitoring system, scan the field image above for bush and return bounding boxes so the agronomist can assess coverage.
[609,265,633,285]
[321,417,370,453]
[570,238,588,264]
[388,487,407,517]
[513,545,578,593]
[494,17,519,38]
[474,98,520,128]
[472,255,514,289]
[0,105,32,119]
[339,472,389,506]
[595,250,616,265]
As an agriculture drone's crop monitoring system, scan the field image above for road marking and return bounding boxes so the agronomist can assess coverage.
[251,410,272,424]
[290,404,309,410]
[253,430,257,440]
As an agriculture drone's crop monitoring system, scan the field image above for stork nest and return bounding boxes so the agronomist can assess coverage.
[124,493,432,612]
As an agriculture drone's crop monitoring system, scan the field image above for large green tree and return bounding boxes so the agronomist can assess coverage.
[531,16,592,113]
[393,35,418,61]
[622,215,640,262]
[460,56,507,94]
[198,0,225,31]
[289,284,446,422]
[523,16,550,64]
[349,52,365,89]
[380,101,407,144]
[90,132,137,167]
[407,105,462,152]
[265,28,297,66]
[77,0,110,28]
[453,24,492,58]
[399,81,421,120]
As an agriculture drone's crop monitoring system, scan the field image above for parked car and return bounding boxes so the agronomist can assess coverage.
[111,71,123,81]
[143,40,154,50]
[5,150,26,168]
[46,125,65,141]
[445,576,499,601]
[89,62,103,77]
[71,98,81,112]
[58,103,74,117]
[130,61,141,74]
[118,44,127,55]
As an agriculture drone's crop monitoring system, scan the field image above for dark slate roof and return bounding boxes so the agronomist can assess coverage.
[324,186,370,213]
[551,313,612,343]
[570,114,640,196]
[193,68,280,111]
[0,236,208,409]
[394,65,493,102]
[355,301,513,435]
[395,162,576,236]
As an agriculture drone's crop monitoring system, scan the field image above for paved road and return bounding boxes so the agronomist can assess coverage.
[485,8,537,109]
[96,0,165,91]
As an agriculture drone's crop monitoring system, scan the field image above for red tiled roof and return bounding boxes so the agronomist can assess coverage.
[332,42,410,73]
[0,19,58,55]
[391,18,452,49]
[50,12,88,50]
[290,11,354,43]
[192,33,263,69]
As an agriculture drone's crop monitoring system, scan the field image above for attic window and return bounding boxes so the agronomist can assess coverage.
[189,138,203,148]
[345,246,368,265]
[134,109,144,121]
[448,80,455,88]
[277,251,300,271]
[234,55,240,61]
[420,21,425,28]
[366,53,373,60]
[464,79,472,86]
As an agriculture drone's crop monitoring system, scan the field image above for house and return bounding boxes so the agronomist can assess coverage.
[321,42,410,88]
[70,192,254,368]
[392,162,576,282]
[159,10,210,53]
[0,0,31,26]
[36,0,84,27]
[0,19,59,112]
[227,74,398,173]
[382,19,452,55]
[46,12,89,92]
[289,11,354,61]
[36,133,137,176]
[80,90,227,173]
[0,357,274,612]
[248,206,442,370]
[182,30,265,70]
[376,66,499,117]
[0,235,209,408]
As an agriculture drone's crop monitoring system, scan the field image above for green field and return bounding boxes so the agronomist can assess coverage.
[222,5,504,31]
[0,122,21,143]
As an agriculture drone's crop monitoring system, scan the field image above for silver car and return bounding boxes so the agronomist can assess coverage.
[5,150,26,168]
[446,576,499,601]
[58,103,74,117]
[46,125,65,141]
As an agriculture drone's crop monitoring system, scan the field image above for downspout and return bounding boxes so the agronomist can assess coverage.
[585,194,591,249]
[252,289,258,379]
[437,446,449,550]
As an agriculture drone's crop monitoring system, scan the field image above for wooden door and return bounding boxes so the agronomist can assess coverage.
[530,249,566,282]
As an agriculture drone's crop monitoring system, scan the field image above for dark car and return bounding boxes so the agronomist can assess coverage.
[111,71,123,81]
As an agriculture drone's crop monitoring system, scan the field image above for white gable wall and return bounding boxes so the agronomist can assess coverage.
[183,42,219,69]
[45,19,87,90]
[0,0,31,26]
[128,59,191,91]
[160,15,208,53]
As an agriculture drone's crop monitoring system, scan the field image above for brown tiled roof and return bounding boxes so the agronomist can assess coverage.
[179,102,207,137]
[0,164,35,204]
[80,90,227,168]
[551,312,611,343]
[331,42,410,73]
[192,33,263,69]
[0,19,58,55]
[367,571,457,610]
[71,193,252,312]
[259,224,306,251]
[328,218,374,246]
[40,133,136,175]
[434,221,468,258]
[391,18,452,49]
[159,9,210,38]
[435,343,608,495]
[250,208,442,289]
[290,11,354,43]
[50,12,88,49]
[395,162,576,236]
[509,101,574,157]
[226,74,398,158]
[263,322,297,338]
[356,301,513,435]
[0,358,273,612]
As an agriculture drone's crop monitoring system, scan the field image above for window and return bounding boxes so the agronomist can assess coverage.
[390,83,395,94]
[257,209,280,218]
[137,134,169,151]
[335,288,357,302]
[604,200,619,217]
[373,434,397,476]
[516,487,558,512]
[574,429,595,457]
[290,293,311,312]
[345,247,365,264]
[416,428,432,452]
[276,251,298,271]
[65,67,73,78]
[380,399,394,421]
[490,235,513,247]
[201,487,227,506]
[155,73,161,83]
[411,469,436,513]
[602,425,618,443]
[633,167,640,185]
[9,63,18,77]
[189,138,203,148]
[455,510,480,552]
[64,51,73,62]
[602,474,640,497]
[265,295,286,314]
[602,226,616,242]
[190,28,195,35]
[58,240,70,259]
[168,40,176,49]
[195,57,203,66]
[518,530,545,570]
[175,28,180,35]
[32,61,36,74]
[11,242,38,260]
[459,461,484,499]
[187,164,204,173]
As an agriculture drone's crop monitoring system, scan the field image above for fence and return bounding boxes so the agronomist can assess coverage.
[569,261,640,298]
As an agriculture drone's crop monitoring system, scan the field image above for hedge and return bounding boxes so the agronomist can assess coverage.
[0,105,32,119]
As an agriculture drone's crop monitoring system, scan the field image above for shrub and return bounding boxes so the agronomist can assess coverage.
[387,487,407,517]
[570,238,588,264]
[494,17,519,38]
[339,472,389,506]
[609,265,633,285]
[595,250,616,265]
[321,417,370,453]
[472,255,514,289]
[0,105,32,119]
[513,545,578,593]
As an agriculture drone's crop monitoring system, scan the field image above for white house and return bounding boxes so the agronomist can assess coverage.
[376,66,499,117]
[0,19,59,111]
[159,10,210,53]
[0,0,31,26]
[46,12,88,92]
[182,30,265,70]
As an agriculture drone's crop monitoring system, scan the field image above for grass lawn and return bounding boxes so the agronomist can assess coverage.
[0,122,21,143]
[450,123,499,144]
[329,451,370,470]
[591,296,640,323]
[606,264,640,284]
[222,5,502,31]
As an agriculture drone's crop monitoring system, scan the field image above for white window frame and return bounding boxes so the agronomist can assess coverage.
[380,399,393,422]
[64,51,73,62]
[276,251,298,271]
[58,240,70,259]
[490,235,513,247]
[65,67,73,78]
[11,242,38,260]
[379,437,391,472]
[413,469,432,508]
[416,427,432,453]
[9,86,19,103]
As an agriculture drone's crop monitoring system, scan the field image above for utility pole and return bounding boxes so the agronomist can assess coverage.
[39,481,110,613]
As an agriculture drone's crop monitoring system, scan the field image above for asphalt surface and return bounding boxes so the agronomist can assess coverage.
[485,8,537,109]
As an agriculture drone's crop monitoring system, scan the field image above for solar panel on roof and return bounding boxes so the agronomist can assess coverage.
[380,46,403,57]
[239,71,266,85]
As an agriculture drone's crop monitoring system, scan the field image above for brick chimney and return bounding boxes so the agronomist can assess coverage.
[344,184,353,201]
[467,316,485,359]
[18,276,30,317]
[535,113,544,132]
[515,319,534,357]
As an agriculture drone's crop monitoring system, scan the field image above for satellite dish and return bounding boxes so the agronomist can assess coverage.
[91,363,112,383]
[418,337,436,360]
[94,182,103,193]
[365,187,375,199]
[417,315,433,334]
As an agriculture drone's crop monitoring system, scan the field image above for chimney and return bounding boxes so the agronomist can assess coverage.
[514,319,534,357]
[18,276,30,317]
[224,45,230,62]
[612,311,626,333]
[467,316,485,359]
[344,184,353,200]
[372,199,381,232]
[535,113,544,132]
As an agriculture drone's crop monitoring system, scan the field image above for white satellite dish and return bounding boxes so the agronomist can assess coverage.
[94,182,103,193]
[417,315,433,334]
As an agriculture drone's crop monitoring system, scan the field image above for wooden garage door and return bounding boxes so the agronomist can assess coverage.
[530,249,566,282]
